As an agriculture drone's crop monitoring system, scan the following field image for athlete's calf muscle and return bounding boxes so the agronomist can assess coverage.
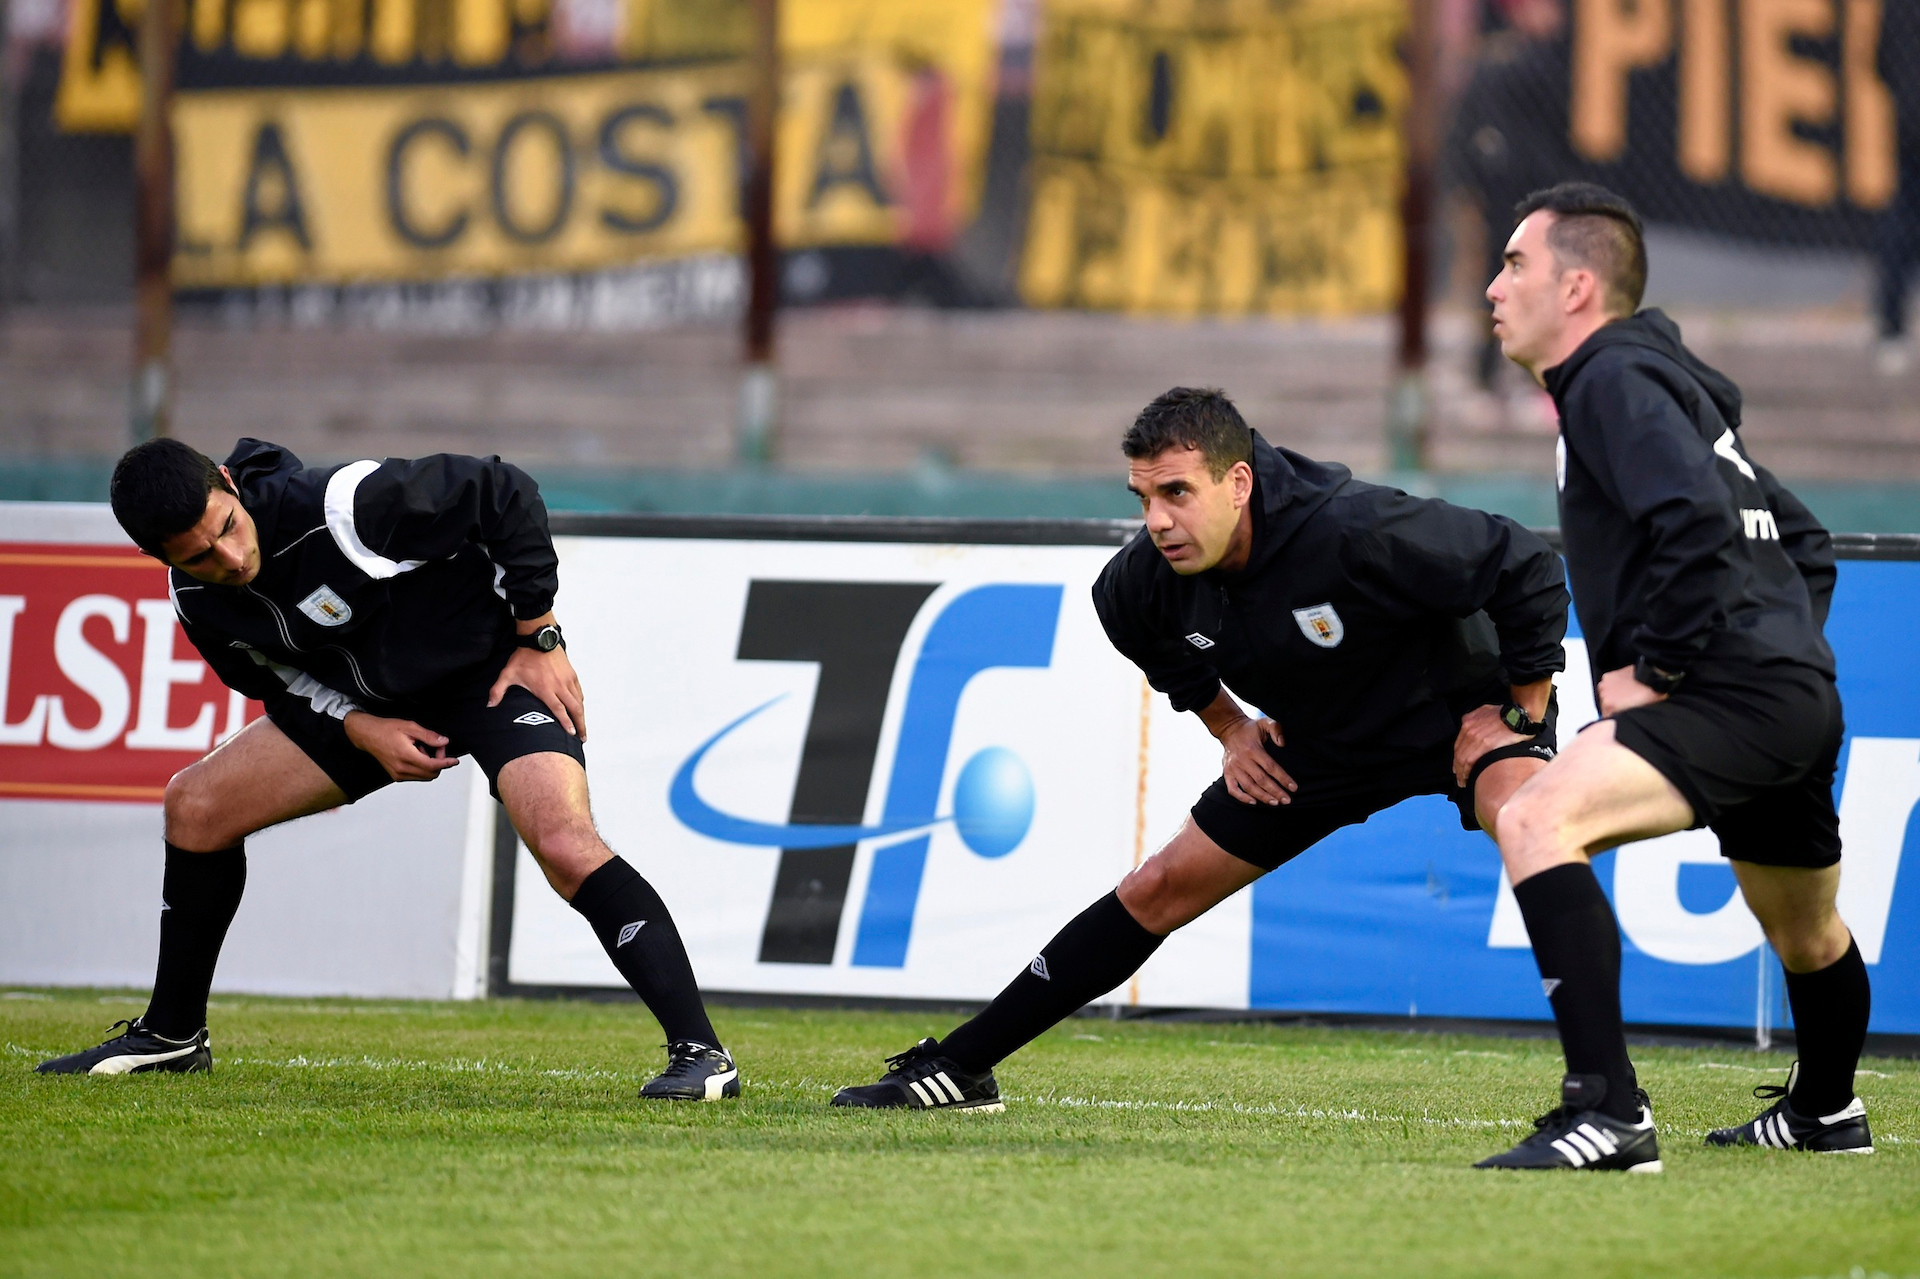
[498,751,611,899]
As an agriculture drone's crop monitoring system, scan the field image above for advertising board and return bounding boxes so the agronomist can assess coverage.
[2,502,1914,1034]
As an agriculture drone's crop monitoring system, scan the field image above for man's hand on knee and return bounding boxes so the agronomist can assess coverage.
[344,712,461,782]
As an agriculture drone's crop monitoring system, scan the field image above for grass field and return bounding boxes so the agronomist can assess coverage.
[3,989,1917,1278]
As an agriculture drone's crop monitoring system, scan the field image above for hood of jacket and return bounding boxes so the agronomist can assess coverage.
[1225,430,1354,578]
[1545,308,1744,429]
[223,438,308,551]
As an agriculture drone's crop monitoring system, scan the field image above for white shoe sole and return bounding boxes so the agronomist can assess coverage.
[1627,1160,1663,1174]
[88,1043,203,1075]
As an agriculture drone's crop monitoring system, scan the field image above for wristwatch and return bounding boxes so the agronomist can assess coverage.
[1633,657,1685,695]
[517,623,565,653]
[1499,695,1550,737]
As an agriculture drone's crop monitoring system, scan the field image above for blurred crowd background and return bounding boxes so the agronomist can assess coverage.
[2,0,1918,526]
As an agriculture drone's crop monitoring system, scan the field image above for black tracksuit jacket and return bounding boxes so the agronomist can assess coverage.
[169,439,559,749]
[1543,310,1836,681]
[1092,433,1569,796]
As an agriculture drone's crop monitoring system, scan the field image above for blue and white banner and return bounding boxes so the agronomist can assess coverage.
[502,528,1920,1035]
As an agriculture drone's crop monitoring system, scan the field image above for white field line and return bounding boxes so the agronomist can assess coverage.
[1008,1091,1530,1130]
[8,1043,1913,1144]
[1698,1061,1894,1078]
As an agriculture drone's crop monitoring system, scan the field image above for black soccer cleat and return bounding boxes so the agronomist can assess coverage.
[1476,1074,1663,1172]
[1704,1061,1874,1154]
[830,1038,1004,1112]
[34,1020,211,1076]
[640,1041,740,1101]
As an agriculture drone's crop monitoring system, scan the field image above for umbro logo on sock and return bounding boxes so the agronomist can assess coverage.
[617,921,647,947]
[1541,978,1562,998]
[1184,633,1216,649]
[513,711,556,726]
[1030,955,1050,980]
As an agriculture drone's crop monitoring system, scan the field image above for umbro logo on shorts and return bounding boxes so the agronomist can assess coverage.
[617,921,647,947]
[1184,633,1215,649]
[1030,955,1050,980]
[512,711,556,726]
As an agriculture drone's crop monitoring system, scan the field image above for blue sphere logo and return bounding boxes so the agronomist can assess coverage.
[952,747,1034,859]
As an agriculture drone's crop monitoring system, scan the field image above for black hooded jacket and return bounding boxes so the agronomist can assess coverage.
[1093,433,1568,794]
[169,439,559,747]
[1542,310,1835,681]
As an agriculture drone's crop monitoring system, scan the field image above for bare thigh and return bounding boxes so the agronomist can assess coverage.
[497,752,612,900]
[1116,818,1266,935]
[1495,719,1695,884]
[165,717,348,851]
[1471,755,1548,834]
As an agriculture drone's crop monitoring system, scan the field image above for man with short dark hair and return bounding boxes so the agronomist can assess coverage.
[37,438,740,1101]
[830,387,1570,1111]
[1478,182,1872,1171]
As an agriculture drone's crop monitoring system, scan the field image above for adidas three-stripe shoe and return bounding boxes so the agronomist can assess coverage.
[830,1038,1004,1112]
[640,1042,740,1101]
[1704,1062,1874,1153]
[35,1020,211,1076]
[1476,1073,1663,1172]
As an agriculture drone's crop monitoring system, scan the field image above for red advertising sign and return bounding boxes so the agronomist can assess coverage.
[0,543,264,802]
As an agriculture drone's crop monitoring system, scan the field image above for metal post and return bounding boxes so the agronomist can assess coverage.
[1387,0,1437,473]
[736,0,780,464]
[0,0,17,315]
[131,0,178,441]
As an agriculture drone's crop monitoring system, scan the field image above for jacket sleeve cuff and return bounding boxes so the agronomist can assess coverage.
[1166,677,1223,715]
[509,593,556,621]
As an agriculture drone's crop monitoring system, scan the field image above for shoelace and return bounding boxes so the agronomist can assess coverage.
[883,1042,935,1075]
[1751,1083,1789,1103]
[101,1018,138,1040]
[658,1042,724,1078]
[1526,1105,1578,1136]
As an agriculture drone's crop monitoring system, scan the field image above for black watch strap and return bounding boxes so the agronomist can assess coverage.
[518,623,565,652]
[1500,699,1547,737]
[1633,657,1684,695]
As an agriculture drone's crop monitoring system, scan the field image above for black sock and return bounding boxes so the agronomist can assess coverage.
[1784,936,1871,1117]
[1512,863,1640,1122]
[570,857,720,1050]
[143,842,247,1039]
[937,891,1165,1074]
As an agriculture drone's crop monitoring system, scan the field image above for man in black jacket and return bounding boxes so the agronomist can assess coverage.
[36,438,739,1102]
[831,387,1570,1111]
[1479,182,1872,1172]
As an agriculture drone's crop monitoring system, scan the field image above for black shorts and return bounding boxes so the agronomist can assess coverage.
[269,661,587,803]
[1190,701,1559,873]
[1609,660,1843,868]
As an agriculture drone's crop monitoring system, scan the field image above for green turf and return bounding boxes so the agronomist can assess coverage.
[2,989,1916,1278]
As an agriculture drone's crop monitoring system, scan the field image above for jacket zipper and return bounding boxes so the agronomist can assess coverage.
[247,584,383,703]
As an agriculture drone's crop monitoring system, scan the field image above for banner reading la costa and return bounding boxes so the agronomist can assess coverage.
[56,0,1000,286]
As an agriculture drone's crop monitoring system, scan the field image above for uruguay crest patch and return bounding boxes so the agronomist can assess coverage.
[297,584,353,627]
[1291,603,1344,648]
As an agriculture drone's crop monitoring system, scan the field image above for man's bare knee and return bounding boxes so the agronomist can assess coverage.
[1494,788,1581,882]
[1116,859,1178,934]
[163,768,230,851]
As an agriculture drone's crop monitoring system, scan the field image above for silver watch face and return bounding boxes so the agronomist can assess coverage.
[536,627,560,651]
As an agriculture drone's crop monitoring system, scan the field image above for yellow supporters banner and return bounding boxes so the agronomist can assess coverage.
[60,0,999,286]
[1021,0,1406,317]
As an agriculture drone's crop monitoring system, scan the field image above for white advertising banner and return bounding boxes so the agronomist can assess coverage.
[505,533,1230,1003]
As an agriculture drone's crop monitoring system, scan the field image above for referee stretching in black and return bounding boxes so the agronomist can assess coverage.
[37,438,739,1102]
[1478,183,1872,1171]
[832,387,1570,1111]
